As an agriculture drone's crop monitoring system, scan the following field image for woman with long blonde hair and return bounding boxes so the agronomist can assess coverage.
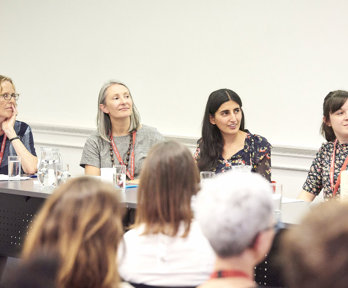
[22,177,129,288]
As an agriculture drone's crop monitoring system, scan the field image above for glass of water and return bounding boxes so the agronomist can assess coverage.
[271,182,283,221]
[8,156,21,180]
[114,165,126,200]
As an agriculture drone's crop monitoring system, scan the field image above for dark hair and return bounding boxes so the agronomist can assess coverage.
[321,90,348,141]
[197,89,245,171]
[1,253,58,288]
[135,141,200,237]
[280,201,348,288]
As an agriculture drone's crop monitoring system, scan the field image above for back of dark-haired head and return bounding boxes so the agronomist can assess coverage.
[1,253,58,288]
[280,201,348,288]
[197,89,245,171]
[321,90,348,141]
[135,141,200,237]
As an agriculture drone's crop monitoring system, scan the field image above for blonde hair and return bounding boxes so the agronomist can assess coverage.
[135,141,200,237]
[0,75,15,92]
[22,177,124,288]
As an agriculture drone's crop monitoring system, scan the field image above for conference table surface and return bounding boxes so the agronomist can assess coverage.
[0,178,310,256]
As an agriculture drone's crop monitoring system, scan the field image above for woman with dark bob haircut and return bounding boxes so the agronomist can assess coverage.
[118,141,215,286]
[299,90,348,201]
[194,89,271,181]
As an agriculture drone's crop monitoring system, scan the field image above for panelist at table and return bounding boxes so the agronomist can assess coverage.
[299,90,348,201]
[0,75,37,175]
[80,80,164,180]
[194,89,271,181]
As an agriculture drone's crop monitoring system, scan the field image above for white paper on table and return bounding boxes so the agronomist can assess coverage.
[0,174,30,181]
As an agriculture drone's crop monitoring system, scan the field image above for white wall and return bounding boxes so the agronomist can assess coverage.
[1,0,347,148]
[1,0,346,200]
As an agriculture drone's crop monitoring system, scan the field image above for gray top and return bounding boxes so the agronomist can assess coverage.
[80,125,164,178]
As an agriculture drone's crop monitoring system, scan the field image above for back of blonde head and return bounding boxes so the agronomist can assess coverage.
[22,177,124,288]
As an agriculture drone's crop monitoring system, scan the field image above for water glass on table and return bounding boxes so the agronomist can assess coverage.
[8,156,21,180]
[271,182,283,221]
[114,165,126,200]
[56,163,71,185]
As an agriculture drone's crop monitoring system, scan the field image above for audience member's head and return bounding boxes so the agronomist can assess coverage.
[280,201,348,288]
[196,171,274,265]
[22,177,124,288]
[135,140,200,237]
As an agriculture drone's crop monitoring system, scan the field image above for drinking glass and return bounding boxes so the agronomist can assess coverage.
[114,165,126,200]
[8,156,21,180]
[57,164,71,185]
[271,182,283,221]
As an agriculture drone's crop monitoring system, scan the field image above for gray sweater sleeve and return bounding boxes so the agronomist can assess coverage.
[80,134,102,168]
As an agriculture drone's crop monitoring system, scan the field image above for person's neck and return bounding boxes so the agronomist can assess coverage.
[336,136,348,145]
[110,117,130,136]
[222,130,246,147]
[213,253,255,281]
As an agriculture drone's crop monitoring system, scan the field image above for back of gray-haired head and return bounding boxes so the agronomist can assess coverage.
[195,171,274,258]
[96,80,141,142]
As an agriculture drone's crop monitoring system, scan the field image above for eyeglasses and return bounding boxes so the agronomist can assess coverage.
[0,93,19,101]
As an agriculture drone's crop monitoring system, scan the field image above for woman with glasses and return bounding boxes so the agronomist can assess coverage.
[195,171,275,288]
[80,80,164,181]
[0,75,37,174]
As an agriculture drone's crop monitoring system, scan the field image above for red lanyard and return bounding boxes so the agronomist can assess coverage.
[330,139,348,197]
[0,135,7,166]
[210,270,251,280]
[110,131,136,180]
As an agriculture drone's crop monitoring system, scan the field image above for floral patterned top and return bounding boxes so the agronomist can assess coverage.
[194,131,272,181]
[303,141,348,199]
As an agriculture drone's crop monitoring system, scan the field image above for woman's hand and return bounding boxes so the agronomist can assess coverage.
[127,178,139,185]
[2,104,17,139]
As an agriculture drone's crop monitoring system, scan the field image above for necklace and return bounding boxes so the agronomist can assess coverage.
[110,134,132,168]
[109,130,136,180]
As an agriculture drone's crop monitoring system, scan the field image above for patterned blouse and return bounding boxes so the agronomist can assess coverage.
[194,131,272,181]
[303,141,348,199]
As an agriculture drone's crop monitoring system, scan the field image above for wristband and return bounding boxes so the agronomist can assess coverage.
[9,136,20,142]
